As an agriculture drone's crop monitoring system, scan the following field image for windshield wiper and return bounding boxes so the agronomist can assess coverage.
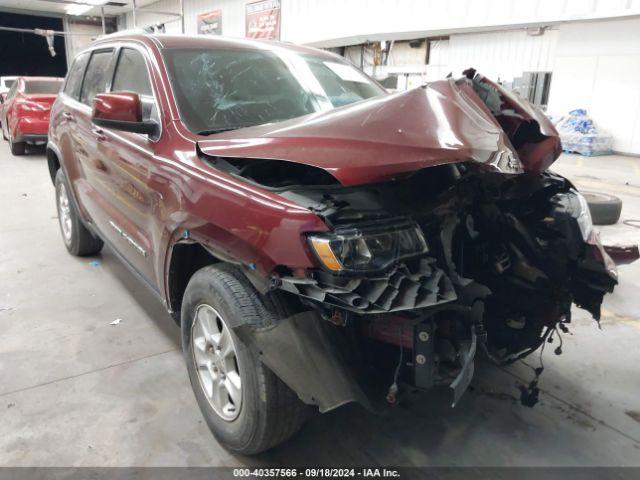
[197,126,253,136]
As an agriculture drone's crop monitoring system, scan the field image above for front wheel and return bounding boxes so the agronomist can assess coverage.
[181,264,309,454]
[55,169,104,256]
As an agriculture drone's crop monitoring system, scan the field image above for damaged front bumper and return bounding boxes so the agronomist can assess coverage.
[279,257,456,314]
[235,311,373,413]
[239,170,620,412]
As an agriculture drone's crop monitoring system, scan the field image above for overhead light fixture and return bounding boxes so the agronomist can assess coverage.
[66,4,93,15]
[66,0,108,16]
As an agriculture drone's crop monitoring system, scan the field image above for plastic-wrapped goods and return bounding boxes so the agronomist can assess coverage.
[552,109,613,156]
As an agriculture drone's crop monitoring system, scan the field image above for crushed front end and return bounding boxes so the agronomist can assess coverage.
[272,163,617,408]
[202,70,620,412]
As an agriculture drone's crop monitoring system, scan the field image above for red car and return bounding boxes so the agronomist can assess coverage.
[1,76,63,155]
[47,33,619,454]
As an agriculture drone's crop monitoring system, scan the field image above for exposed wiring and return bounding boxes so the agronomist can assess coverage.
[386,326,404,404]
[393,342,404,386]
[517,324,566,408]
[482,325,553,367]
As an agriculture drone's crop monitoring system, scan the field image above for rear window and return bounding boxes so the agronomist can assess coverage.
[64,52,90,100]
[24,80,62,95]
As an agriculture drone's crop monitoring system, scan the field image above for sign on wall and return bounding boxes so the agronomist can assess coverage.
[245,0,281,40]
[197,10,222,35]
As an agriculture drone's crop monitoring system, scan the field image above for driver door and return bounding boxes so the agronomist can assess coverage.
[90,46,162,287]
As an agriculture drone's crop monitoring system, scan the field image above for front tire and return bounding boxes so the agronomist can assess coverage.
[181,264,309,454]
[55,169,104,256]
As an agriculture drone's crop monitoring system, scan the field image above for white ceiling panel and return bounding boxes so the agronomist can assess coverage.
[0,0,165,17]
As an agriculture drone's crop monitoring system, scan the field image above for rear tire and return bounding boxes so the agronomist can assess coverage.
[582,191,622,225]
[181,264,309,455]
[55,169,104,256]
[10,137,25,155]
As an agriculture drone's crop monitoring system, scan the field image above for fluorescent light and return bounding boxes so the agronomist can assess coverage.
[65,1,108,16]
[66,4,93,15]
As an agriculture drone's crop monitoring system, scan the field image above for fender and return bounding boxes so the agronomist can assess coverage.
[163,223,281,318]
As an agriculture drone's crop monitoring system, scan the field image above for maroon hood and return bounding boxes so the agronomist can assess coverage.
[197,77,560,186]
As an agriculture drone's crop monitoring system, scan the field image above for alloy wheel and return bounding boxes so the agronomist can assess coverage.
[191,304,242,421]
[57,182,73,245]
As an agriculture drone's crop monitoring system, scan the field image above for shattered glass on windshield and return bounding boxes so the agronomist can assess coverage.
[163,48,384,134]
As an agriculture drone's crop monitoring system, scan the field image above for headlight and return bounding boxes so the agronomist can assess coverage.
[308,221,428,272]
[573,189,593,240]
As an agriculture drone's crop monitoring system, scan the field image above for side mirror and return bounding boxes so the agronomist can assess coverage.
[92,92,157,135]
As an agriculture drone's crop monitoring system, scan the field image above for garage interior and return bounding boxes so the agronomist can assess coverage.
[1,0,640,472]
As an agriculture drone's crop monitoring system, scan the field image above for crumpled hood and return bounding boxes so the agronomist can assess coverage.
[197,77,560,186]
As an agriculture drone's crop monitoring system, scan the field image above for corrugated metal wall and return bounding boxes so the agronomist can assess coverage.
[445,28,559,81]
[120,0,640,45]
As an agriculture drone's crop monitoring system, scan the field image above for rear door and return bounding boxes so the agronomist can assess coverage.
[56,52,90,211]
[70,48,119,248]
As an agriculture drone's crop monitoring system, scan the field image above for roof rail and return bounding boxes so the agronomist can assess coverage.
[95,28,150,40]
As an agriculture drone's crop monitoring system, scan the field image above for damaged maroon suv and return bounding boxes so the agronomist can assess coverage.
[48,33,619,454]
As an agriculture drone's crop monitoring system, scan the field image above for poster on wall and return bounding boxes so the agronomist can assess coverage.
[245,0,281,40]
[197,10,222,35]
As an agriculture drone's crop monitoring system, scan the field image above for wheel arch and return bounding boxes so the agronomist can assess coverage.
[164,223,283,323]
[166,241,222,323]
[46,143,62,184]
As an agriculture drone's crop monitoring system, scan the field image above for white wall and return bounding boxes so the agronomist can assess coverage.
[547,18,640,154]
[63,20,103,62]
[122,0,244,35]
[121,0,640,44]
[182,0,245,37]
[283,0,640,46]
[119,1,640,154]
[445,28,558,82]
[123,0,183,34]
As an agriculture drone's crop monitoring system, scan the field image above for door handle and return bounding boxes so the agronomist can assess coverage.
[62,111,73,119]
[91,127,106,142]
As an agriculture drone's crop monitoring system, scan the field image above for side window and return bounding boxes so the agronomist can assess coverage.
[112,48,158,124]
[80,50,114,106]
[64,52,90,100]
[112,48,153,96]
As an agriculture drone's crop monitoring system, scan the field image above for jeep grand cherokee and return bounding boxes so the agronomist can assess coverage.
[47,32,618,454]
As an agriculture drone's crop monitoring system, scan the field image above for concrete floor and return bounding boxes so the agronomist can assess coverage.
[1,142,639,467]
